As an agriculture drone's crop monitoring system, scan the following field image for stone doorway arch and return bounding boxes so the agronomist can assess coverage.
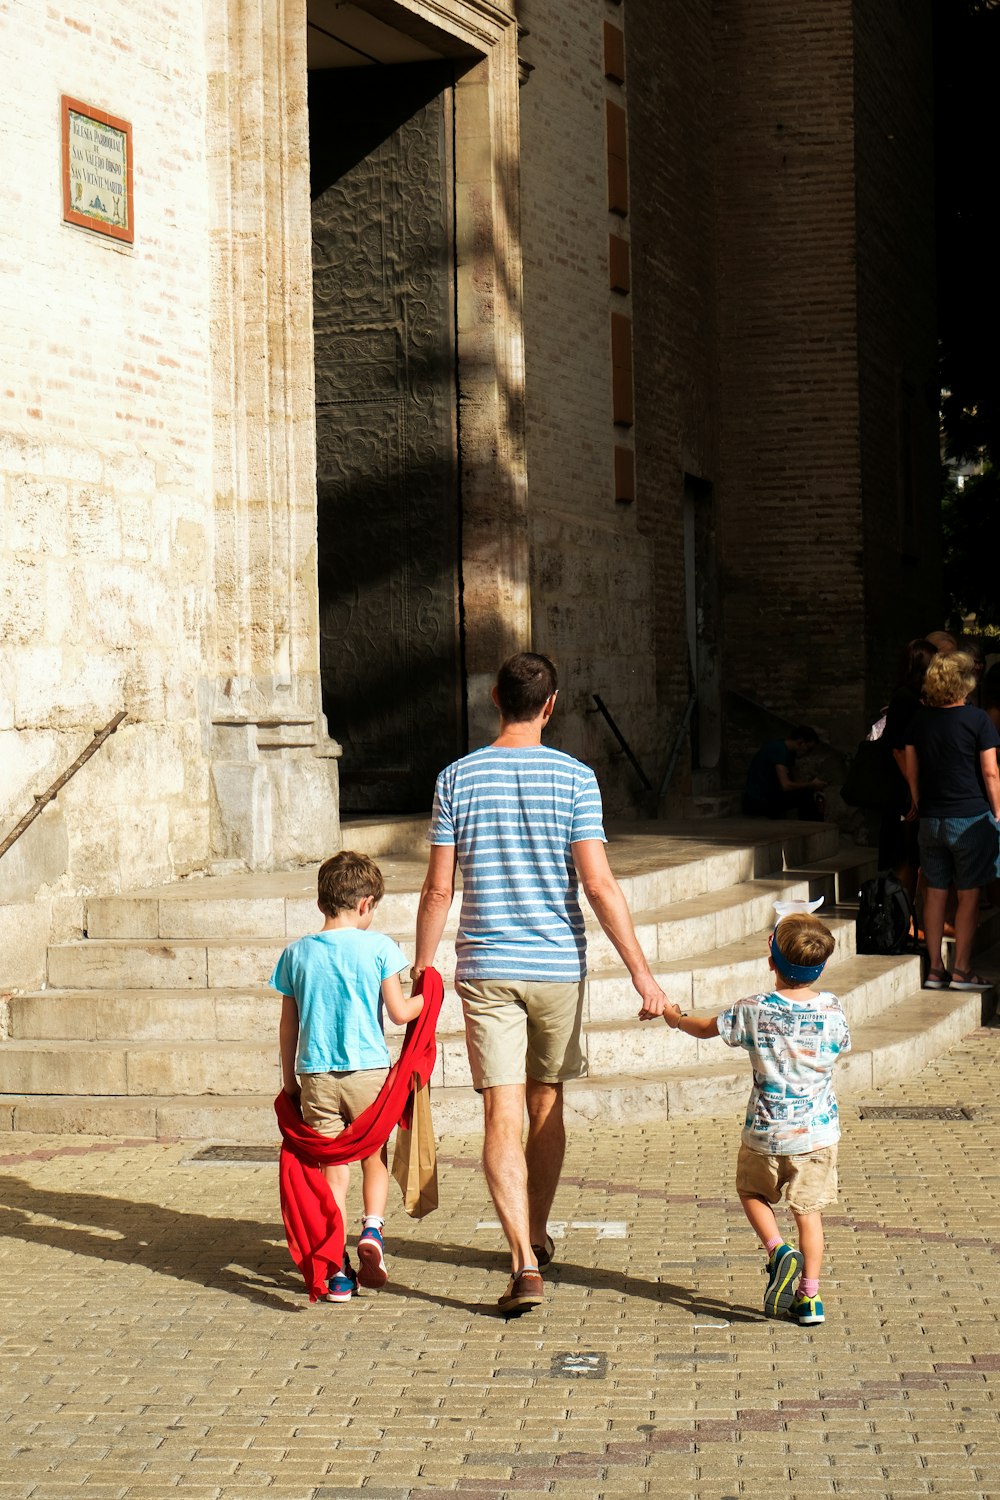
[205,0,529,856]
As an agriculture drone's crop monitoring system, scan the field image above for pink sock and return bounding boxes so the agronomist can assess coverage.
[799,1277,819,1298]
[764,1236,783,1255]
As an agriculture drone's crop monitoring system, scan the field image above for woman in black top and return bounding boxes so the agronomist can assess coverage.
[903,652,1000,989]
[878,637,938,895]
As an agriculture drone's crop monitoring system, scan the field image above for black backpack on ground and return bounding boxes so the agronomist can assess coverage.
[855,872,916,955]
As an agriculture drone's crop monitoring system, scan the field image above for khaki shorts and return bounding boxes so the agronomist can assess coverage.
[456,978,587,1090]
[736,1142,839,1214]
[299,1067,389,1139]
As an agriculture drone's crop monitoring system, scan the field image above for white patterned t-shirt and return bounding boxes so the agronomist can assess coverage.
[717,990,851,1155]
[428,744,607,982]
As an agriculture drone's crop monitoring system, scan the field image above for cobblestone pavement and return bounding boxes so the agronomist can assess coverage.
[1,1021,999,1499]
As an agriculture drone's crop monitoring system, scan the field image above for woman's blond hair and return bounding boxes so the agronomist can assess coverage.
[921,650,978,708]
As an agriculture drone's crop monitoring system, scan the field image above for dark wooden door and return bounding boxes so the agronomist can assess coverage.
[310,64,462,812]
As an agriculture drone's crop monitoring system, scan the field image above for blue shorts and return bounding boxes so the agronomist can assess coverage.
[919,812,1000,890]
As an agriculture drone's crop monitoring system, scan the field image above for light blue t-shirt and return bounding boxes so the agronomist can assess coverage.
[717,990,852,1155]
[270,928,408,1074]
[429,744,607,982]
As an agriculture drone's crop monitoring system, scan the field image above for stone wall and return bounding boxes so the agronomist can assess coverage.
[0,0,216,982]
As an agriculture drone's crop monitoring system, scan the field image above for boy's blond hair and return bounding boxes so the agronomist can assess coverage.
[774,913,836,972]
[317,850,385,916]
[921,650,977,708]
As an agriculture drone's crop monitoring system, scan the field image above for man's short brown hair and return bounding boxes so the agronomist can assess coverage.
[317,851,385,916]
[495,651,558,722]
[774,913,836,971]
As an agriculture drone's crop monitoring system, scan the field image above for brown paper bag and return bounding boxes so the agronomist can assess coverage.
[391,1073,438,1218]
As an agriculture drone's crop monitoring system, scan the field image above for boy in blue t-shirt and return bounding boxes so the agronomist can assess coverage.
[272,851,423,1303]
[664,913,850,1325]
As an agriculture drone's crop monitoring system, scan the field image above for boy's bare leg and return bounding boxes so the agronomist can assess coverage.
[791,1209,824,1280]
[482,1083,535,1272]
[952,887,982,975]
[359,1146,390,1221]
[739,1192,782,1248]
[323,1163,350,1229]
[525,1079,565,1249]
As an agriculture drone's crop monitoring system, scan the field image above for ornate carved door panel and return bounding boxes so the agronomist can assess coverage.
[311,63,462,812]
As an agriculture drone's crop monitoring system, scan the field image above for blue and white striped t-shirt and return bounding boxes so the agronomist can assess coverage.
[429,745,607,982]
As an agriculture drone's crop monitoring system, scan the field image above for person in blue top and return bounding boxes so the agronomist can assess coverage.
[272,851,424,1303]
[413,651,677,1314]
[741,727,826,820]
[665,912,850,1326]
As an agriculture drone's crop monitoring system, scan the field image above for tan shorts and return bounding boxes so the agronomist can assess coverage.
[456,978,587,1090]
[736,1142,839,1214]
[298,1067,389,1139]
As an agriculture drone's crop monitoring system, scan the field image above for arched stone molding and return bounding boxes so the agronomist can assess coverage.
[204,0,529,865]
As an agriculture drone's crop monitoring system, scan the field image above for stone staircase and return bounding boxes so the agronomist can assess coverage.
[1,818,995,1139]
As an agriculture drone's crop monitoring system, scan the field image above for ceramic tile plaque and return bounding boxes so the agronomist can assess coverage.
[61,95,133,243]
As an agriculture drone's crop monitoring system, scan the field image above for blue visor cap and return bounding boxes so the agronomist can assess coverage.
[769,928,827,984]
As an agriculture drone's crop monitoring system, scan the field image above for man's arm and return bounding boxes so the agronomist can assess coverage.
[775,764,825,793]
[572,839,678,1020]
[980,747,1000,820]
[903,744,920,820]
[279,995,300,1096]
[412,842,458,985]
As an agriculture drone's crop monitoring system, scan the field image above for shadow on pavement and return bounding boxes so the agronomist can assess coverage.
[0,1175,763,1323]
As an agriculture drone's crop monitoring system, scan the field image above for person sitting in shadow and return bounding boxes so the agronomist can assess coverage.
[741,726,826,821]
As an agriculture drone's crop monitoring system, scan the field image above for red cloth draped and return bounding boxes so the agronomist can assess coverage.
[275,967,444,1302]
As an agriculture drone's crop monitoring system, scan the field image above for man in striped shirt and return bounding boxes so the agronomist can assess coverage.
[413,652,676,1313]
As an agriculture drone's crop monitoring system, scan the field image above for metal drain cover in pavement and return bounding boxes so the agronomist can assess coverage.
[857,1105,977,1120]
[187,1144,278,1163]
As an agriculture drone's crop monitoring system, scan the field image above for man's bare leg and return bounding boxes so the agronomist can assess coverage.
[481,1083,535,1272]
[525,1078,565,1250]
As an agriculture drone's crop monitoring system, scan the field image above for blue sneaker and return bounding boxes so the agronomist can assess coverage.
[763,1243,803,1318]
[323,1253,358,1304]
[357,1225,388,1289]
[791,1292,825,1325]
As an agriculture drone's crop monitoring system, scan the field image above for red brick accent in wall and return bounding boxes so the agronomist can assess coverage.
[614,443,636,503]
[604,22,626,84]
[609,232,631,293]
[606,100,629,216]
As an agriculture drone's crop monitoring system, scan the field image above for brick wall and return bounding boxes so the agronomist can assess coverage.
[854,0,940,715]
[713,1,867,765]
[517,0,657,812]
[625,0,719,787]
[0,0,214,976]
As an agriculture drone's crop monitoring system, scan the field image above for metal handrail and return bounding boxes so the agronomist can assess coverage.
[590,695,654,791]
[0,711,127,862]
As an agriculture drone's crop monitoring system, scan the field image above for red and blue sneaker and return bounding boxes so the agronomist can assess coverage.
[322,1253,358,1304]
[357,1226,388,1289]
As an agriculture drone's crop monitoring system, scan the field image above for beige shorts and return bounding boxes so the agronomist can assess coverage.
[736,1142,839,1214]
[456,977,587,1091]
[298,1067,389,1139]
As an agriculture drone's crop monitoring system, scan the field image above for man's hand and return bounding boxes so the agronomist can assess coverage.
[634,977,672,1020]
[282,1080,301,1100]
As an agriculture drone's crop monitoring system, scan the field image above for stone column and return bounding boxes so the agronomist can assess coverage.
[204,0,340,869]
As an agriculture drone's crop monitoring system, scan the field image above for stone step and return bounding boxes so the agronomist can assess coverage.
[55,868,840,991]
[83,821,841,942]
[3,981,991,1139]
[0,948,921,1096]
[7,946,915,1050]
[782,846,879,905]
